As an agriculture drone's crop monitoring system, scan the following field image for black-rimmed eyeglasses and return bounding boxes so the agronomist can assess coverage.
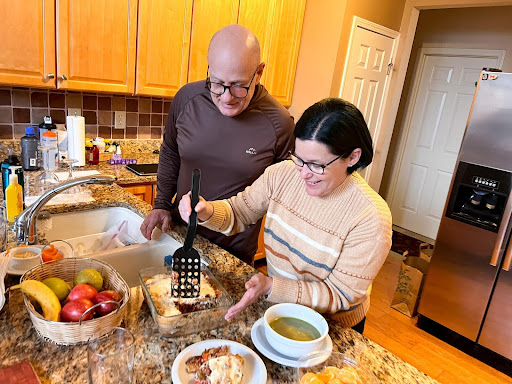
[289,151,341,175]
[205,66,259,98]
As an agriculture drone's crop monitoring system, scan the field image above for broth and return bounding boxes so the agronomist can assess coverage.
[269,317,321,341]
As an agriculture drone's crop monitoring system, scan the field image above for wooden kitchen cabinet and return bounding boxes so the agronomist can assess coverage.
[187,0,239,84]
[121,183,155,205]
[1,0,305,105]
[238,0,306,106]
[57,0,138,93]
[0,0,56,88]
[135,0,193,97]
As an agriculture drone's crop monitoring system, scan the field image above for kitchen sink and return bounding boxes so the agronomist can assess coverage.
[38,206,182,287]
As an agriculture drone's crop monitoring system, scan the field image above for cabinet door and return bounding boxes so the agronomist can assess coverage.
[238,0,275,88]
[123,184,153,205]
[0,0,55,88]
[135,0,193,97]
[238,0,305,107]
[264,0,305,106]
[57,0,137,93]
[187,0,239,83]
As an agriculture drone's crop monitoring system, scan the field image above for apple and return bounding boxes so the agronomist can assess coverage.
[61,298,94,322]
[92,290,122,317]
[67,284,98,302]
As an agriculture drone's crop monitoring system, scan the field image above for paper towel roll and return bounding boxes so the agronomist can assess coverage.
[66,116,86,166]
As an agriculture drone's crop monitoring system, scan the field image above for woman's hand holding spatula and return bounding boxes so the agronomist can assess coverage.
[178,192,214,223]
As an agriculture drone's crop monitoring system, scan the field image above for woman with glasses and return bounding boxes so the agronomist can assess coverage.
[178,98,392,333]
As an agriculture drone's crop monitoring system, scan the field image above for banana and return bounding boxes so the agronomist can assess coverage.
[18,280,61,322]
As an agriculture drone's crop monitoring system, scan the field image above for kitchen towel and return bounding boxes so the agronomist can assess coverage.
[66,116,86,167]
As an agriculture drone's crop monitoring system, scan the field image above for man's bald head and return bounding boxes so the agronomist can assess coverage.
[208,24,261,69]
[206,25,265,117]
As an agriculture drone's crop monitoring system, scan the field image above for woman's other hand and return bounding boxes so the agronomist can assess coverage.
[225,273,273,321]
[178,192,214,223]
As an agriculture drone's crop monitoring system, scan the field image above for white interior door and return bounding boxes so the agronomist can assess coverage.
[390,50,503,239]
[341,20,398,186]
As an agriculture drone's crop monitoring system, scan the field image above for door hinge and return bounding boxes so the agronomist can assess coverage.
[387,62,394,76]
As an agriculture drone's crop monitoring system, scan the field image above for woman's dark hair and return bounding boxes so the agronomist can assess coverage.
[294,98,373,174]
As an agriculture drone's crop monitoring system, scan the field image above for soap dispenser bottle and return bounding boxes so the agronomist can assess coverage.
[6,173,23,222]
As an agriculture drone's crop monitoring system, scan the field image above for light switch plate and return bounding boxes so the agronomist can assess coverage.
[67,108,81,117]
[115,111,126,129]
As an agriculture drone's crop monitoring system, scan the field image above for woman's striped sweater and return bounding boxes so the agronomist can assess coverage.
[202,160,392,326]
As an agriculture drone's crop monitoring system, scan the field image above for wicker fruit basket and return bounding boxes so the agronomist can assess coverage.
[20,257,130,346]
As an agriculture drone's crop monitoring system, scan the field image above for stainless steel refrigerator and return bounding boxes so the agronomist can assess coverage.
[418,70,512,362]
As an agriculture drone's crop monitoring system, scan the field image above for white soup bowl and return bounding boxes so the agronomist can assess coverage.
[263,303,328,359]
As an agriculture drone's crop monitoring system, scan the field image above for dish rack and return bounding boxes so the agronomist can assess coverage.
[20,257,130,345]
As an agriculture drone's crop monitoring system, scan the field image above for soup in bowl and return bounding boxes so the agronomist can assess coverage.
[263,303,328,359]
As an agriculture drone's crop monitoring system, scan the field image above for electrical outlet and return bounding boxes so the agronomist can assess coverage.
[115,111,126,129]
[67,108,81,117]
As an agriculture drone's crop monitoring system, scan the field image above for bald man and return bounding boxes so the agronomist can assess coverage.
[140,25,294,264]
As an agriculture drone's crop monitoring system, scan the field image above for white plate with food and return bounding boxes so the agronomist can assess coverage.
[251,317,332,368]
[171,339,267,384]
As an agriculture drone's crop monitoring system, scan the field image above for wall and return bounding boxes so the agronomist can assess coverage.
[287,0,347,120]
[288,0,406,120]
[0,87,169,140]
[380,5,512,197]
[330,0,406,97]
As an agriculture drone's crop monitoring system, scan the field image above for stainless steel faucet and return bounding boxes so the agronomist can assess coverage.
[15,174,117,245]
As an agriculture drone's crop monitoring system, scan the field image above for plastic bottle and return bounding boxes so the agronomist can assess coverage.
[1,152,24,199]
[89,145,99,165]
[38,116,57,144]
[21,126,40,171]
[41,130,59,171]
[6,173,23,222]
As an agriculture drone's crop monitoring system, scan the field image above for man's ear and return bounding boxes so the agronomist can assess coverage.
[256,62,265,84]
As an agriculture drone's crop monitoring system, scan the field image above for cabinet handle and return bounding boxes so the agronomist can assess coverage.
[42,73,55,83]
[61,75,68,81]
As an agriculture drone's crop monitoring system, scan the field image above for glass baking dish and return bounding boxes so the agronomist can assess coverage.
[139,265,234,338]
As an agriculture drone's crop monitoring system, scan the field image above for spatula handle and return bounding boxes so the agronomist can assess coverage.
[184,169,201,251]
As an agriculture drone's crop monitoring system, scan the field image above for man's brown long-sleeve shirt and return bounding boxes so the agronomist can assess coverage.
[154,81,294,263]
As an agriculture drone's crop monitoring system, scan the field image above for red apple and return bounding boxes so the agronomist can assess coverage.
[92,290,122,316]
[61,298,94,322]
[67,284,98,302]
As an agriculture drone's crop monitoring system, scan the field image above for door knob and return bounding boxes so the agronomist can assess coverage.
[42,73,55,83]
[60,75,68,81]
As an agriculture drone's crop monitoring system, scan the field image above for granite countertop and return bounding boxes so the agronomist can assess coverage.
[0,167,440,384]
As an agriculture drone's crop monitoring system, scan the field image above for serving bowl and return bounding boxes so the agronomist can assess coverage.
[8,246,42,272]
[263,303,329,359]
[296,351,379,384]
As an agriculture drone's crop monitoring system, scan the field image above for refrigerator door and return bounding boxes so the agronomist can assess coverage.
[418,216,501,340]
[478,240,512,360]
[459,72,512,172]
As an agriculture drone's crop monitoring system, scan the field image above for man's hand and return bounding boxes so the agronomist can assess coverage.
[140,209,172,240]
[225,273,273,321]
[178,191,214,223]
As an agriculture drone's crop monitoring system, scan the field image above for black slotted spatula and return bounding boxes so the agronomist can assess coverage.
[172,169,201,298]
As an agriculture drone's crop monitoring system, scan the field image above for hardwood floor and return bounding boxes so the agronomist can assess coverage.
[255,254,512,383]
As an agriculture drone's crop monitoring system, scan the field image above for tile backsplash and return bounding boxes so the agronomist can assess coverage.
[0,87,171,141]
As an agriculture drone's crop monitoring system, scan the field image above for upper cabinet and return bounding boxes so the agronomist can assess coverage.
[135,0,193,97]
[0,0,305,106]
[238,0,305,106]
[0,0,56,88]
[57,0,137,93]
[187,0,239,84]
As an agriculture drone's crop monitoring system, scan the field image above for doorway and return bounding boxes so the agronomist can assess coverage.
[339,17,399,188]
[388,48,504,239]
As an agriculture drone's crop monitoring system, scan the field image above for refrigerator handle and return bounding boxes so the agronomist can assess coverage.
[490,190,512,267]
[503,239,512,271]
